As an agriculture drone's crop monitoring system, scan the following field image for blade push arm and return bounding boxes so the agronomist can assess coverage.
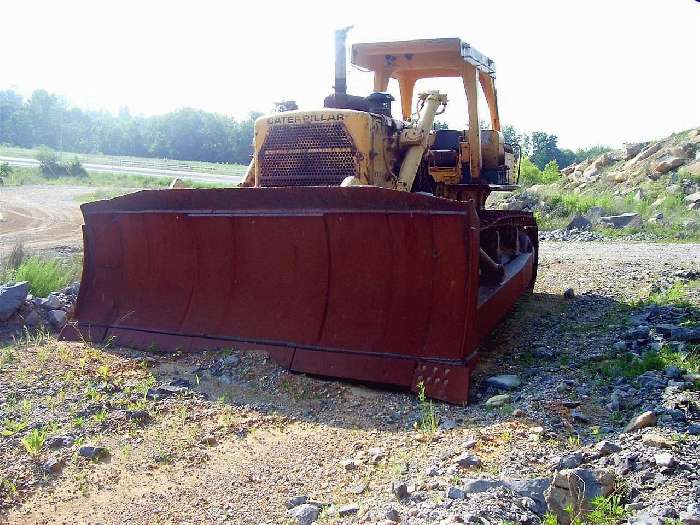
[397,91,447,191]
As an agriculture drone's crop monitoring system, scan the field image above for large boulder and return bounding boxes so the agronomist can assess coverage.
[582,165,599,179]
[566,215,592,231]
[561,164,577,176]
[544,468,616,525]
[631,142,662,164]
[624,142,648,160]
[599,212,641,229]
[459,477,550,515]
[653,156,686,174]
[584,206,604,222]
[0,281,29,321]
[685,160,700,178]
[684,192,700,204]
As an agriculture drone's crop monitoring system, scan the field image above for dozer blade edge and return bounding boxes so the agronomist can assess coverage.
[62,187,536,403]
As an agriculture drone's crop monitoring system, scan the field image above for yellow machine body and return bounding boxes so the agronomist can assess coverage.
[254,109,400,189]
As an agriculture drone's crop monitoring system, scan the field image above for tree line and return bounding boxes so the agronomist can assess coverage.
[0,89,261,164]
[501,125,610,170]
[0,88,609,169]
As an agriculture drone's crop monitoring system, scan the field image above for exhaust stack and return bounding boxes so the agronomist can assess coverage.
[334,26,352,95]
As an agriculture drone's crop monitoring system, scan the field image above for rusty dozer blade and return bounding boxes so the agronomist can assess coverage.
[65,187,534,403]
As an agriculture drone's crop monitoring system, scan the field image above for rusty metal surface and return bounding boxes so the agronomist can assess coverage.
[70,187,482,402]
[67,188,537,403]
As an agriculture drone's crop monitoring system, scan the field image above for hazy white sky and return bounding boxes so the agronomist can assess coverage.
[1,0,698,149]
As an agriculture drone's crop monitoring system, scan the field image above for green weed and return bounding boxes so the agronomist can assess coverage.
[0,477,17,495]
[641,280,698,309]
[19,399,32,417]
[96,364,110,381]
[92,409,108,424]
[499,403,515,416]
[415,381,438,433]
[84,384,104,403]
[21,428,47,456]
[1,418,28,437]
[587,494,627,524]
[0,347,16,370]
[542,513,558,525]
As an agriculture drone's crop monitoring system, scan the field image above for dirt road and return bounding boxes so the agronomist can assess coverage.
[0,186,89,260]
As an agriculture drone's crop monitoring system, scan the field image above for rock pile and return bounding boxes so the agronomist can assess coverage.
[561,130,700,192]
[0,281,78,333]
[539,229,604,242]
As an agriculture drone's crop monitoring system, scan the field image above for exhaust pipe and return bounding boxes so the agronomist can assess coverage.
[334,26,352,95]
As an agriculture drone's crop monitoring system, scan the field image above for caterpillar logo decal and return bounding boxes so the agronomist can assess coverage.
[267,113,345,125]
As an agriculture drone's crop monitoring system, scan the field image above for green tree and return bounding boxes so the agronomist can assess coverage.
[541,160,560,183]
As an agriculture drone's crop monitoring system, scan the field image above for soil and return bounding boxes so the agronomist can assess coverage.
[0,186,88,260]
[1,240,698,524]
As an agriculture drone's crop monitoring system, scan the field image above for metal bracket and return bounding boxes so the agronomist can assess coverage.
[411,361,472,404]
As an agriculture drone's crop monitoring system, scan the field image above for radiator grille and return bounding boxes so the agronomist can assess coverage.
[259,122,357,186]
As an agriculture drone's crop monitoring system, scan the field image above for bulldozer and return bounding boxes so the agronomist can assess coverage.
[64,32,538,403]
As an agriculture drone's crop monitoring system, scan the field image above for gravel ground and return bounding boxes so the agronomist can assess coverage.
[1,241,699,525]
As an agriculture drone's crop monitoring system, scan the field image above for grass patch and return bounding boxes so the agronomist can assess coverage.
[593,344,699,379]
[0,144,247,177]
[2,256,80,297]
[546,192,616,216]
[3,165,228,190]
[639,280,699,309]
[586,494,627,525]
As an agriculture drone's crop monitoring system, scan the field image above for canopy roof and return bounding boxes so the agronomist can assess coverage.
[351,38,496,81]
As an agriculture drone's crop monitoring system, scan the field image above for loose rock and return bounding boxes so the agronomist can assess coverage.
[544,468,615,525]
[288,503,320,525]
[391,480,408,500]
[624,411,657,433]
[446,486,466,500]
[455,452,482,469]
[0,281,29,321]
[338,503,359,517]
[47,309,67,328]
[642,433,673,449]
[485,374,522,390]
[78,445,110,461]
[485,394,511,407]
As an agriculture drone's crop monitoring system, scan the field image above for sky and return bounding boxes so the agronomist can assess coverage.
[1,0,699,150]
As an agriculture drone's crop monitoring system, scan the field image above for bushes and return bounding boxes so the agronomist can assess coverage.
[0,162,11,179]
[3,257,79,297]
[36,148,86,179]
[546,192,616,216]
[518,157,561,186]
[541,160,561,184]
